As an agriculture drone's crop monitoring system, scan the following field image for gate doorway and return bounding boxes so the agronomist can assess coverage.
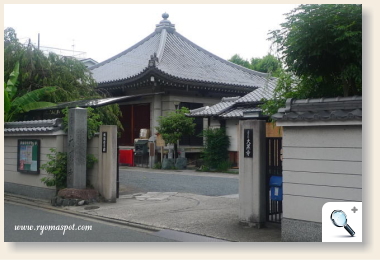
[266,137,283,223]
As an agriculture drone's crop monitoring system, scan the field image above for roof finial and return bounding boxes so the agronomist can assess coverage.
[156,13,175,33]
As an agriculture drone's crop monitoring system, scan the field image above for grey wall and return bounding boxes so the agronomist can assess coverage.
[281,125,362,241]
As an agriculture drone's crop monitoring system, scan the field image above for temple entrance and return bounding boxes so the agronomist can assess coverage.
[118,103,150,146]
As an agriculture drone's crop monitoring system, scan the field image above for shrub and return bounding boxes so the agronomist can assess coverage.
[200,128,231,172]
[41,148,98,190]
[40,148,67,190]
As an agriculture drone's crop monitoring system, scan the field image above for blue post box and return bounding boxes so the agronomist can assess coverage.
[269,176,283,201]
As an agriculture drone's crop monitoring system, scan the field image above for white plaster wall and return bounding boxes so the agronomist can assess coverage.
[5,132,102,192]
[282,125,362,223]
[226,120,239,152]
[4,134,66,191]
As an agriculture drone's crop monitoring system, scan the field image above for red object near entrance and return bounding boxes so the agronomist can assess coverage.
[119,149,134,166]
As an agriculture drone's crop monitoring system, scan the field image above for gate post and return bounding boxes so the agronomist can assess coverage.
[67,108,87,189]
[98,125,117,202]
[238,120,266,228]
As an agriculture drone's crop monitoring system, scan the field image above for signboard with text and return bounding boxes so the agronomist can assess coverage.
[156,134,165,147]
[102,132,107,153]
[17,139,40,174]
[244,129,253,158]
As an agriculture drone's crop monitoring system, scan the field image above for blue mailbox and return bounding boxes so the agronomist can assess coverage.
[269,176,283,201]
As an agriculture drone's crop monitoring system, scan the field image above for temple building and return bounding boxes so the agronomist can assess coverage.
[89,13,277,149]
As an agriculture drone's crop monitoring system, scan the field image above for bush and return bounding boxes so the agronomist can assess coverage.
[41,148,98,190]
[200,128,231,172]
[40,148,67,190]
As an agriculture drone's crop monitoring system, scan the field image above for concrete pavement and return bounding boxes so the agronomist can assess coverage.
[4,168,281,242]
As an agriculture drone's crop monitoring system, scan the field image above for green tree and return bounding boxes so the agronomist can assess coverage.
[4,27,96,102]
[250,54,282,77]
[259,70,306,119]
[269,4,362,97]
[4,27,123,130]
[4,61,57,122]
[228,54,251,69]
[229,53,282,77]
[155,107,196,160]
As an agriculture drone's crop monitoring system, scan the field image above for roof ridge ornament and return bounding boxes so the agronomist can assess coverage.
[148,53,159,67]
[155,13,176,33]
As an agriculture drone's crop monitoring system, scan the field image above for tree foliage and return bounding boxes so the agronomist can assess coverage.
[229,54,251,69]
[4,61,57,122]
[269,4,362,97]
[229,53,282,77]
[250,54,282,77]
[4,27,96,102]
[200,127,231,172]
[155,107,195,159]
[4,27,123,130]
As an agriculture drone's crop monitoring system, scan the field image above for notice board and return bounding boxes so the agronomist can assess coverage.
[17,139,40,174]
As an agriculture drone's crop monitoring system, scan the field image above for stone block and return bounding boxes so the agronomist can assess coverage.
[62,199,70,207]
[56,197,63,206]
[162,158,175,169]
[175,157,187,169]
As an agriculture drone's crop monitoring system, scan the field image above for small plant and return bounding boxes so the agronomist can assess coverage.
[41,148,98,190]
[153,162,162,169]
[40,148,67,190]
[216,161,232,172]
[86,154,98,169]
[198,165,210,172]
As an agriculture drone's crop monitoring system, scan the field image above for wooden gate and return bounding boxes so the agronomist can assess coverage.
[266,137,283,223]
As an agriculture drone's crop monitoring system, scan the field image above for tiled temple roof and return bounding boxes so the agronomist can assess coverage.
[90,13,276,91]
[189,83,275,119]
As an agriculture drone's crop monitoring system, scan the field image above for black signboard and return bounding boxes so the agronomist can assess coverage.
[17,139,40,174]
[244,129,253,158]
[102,132,107,153]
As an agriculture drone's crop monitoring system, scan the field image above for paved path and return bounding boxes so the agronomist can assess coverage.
[119,167,239,196]
[4,168,281,242]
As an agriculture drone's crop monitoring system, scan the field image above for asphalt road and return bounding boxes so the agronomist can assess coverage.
[118,169,239,196]
[4,202,178,242]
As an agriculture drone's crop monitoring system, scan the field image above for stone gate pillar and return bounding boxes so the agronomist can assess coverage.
[238,120,266,228]
[98,125,117,202]
[67,108,87,189]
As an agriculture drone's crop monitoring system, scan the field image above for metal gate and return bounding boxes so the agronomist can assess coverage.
[266,137,282,223]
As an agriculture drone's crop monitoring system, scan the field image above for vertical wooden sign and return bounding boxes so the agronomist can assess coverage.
[244,129,253,158]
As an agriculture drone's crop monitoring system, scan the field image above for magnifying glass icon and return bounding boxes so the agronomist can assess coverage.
[330,210,355,236]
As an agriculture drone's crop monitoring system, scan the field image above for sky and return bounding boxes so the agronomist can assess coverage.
[4,4,299,63]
